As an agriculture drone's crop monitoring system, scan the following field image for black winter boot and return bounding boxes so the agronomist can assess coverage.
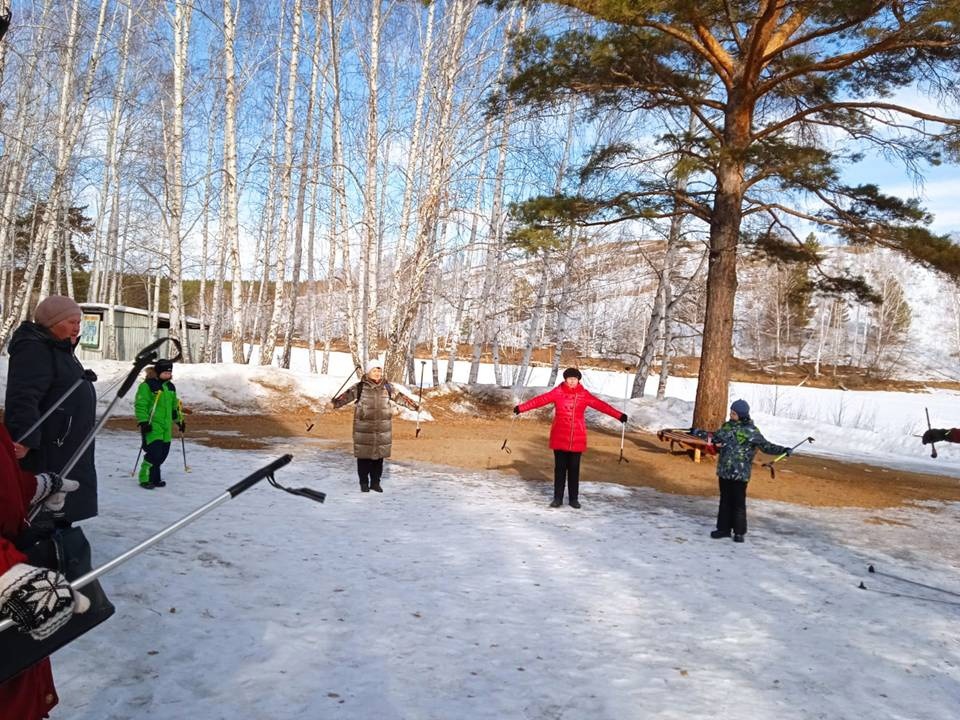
[569,500,581,509]
[360,481,370,492]
[549,499,562,508]
[710,530,731,539]
[370,482,383,493]
[733,534,745,543]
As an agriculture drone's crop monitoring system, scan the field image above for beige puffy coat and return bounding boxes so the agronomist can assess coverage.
[333,376,417,458]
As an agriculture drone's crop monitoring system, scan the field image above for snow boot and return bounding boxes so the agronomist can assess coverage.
[370,482,383,493]
[360,481,370,492]
[710,530,731,539]
[549,499,562,508]
[733,534,745,543]
[569,500,581,509]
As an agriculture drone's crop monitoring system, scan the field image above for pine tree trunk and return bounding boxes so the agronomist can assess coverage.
[693,99,749,429]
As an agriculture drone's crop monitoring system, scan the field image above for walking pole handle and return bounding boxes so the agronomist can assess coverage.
[227,454,293,497]
[120,338,182,396]
[925,407,938,459]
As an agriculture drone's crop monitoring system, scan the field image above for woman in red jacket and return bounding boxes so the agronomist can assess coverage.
[0,424,87,720]
[514,367,627,508]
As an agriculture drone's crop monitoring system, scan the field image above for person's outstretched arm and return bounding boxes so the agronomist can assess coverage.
[331,383,360,409]
[515,386,558,415]
[923,428,960,445]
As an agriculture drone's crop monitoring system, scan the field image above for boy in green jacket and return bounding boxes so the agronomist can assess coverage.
[134,359,184,489]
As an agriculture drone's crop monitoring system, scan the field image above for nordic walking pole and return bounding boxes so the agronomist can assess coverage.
[502,370,530,454]
[131,389,162,477]
[2,455,301,637]
[619,366,630,464]
[309,365,362,432]
[925,407,938,459]
[179,426,190,472]
[15,378,85,445]
[761,436,815,479]
[415,360,426,438]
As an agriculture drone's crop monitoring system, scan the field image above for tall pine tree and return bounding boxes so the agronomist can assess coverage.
[493,0,960,426]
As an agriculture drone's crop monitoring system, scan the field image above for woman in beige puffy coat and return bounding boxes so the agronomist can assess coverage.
[331,362,419,492]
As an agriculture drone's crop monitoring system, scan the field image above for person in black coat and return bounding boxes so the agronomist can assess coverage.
[3,295,98,523]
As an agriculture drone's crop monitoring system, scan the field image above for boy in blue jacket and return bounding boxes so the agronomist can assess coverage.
[692,399,790,543]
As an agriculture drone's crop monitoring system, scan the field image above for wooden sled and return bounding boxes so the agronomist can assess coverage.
[656,428,717,463]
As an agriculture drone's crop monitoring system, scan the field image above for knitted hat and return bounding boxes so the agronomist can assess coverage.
[730,399,750,418]
[155,359,174,374]
[366,361,382,373]
[34,295,81,329]
[562,367,582,380]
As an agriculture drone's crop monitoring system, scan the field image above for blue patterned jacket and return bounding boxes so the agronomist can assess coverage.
[692,419,789,482]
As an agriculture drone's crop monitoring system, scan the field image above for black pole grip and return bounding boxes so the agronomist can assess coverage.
[119,338,185,396]
[295,487,326,503]
[228,454,293,497]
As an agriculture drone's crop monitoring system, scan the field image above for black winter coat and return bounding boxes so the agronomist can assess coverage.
[4,321,98,522]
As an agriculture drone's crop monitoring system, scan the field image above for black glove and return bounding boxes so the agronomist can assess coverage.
[513,406,520,415]
[139,421,152,434]
[83,369,98,382]
[619,413,628,423]
[0,563,90,640]
[784,448,793,456]
[922,428,949,445]
[177,421,186,433]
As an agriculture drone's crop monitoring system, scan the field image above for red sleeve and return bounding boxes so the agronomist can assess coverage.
[517,386,560,413]
[1,424,35,572]
[949,429,960,443]
[585,390,624,420]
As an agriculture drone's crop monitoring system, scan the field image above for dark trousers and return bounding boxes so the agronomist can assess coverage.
[144,440,171,485]
[553,450,582,503]
[357,458,384,488]
[716,477,748,535]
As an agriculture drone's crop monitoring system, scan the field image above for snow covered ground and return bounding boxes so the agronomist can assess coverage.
[50,433,960,719]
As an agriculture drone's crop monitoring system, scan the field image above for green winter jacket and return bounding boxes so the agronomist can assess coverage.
[134,370,184,443]
[694,419,789,482]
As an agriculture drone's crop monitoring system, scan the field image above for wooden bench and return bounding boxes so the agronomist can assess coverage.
[656,429,717,463]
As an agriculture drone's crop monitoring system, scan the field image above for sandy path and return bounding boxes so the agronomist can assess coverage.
[117,397,960,510]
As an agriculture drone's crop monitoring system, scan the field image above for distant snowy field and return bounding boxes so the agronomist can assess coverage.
[2,350,959,718]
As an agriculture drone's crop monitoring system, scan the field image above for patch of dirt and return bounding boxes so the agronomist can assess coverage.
[109,387,960,510]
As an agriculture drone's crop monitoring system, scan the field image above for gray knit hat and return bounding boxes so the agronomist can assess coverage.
[34,295,82,328]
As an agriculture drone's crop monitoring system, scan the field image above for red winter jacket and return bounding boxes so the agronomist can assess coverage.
[0,424,58,720]
[517,382,623,452]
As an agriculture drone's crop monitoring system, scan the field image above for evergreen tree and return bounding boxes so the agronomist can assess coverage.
[492,1,960,426]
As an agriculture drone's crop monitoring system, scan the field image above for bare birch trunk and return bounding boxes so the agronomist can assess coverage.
[260,0,303,365]
[164,0,193,355]
[282,0,326,368]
